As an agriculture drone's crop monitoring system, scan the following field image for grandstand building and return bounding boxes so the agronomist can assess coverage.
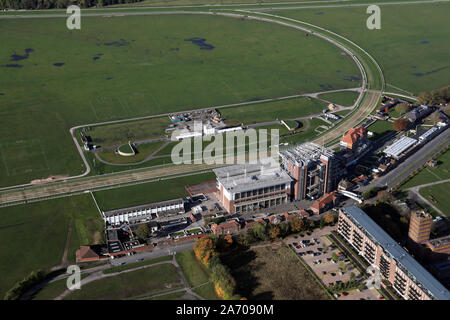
[102,198,185,226]
[279,142,341,201]
[213,163,292,214]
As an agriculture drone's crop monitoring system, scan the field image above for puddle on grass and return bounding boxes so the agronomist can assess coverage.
[10,48,34,61]
[170,48,179,51]
[184,37,215,50]
[412,65,450,77]
[106,77,113,80]
[104,39,130,47]
[319,84,334,90]
[316,12,324,15]
[53,62,65,67]
[93,53,104,61]
[420,40,430,44]
[0,93,4,96]
[2,64,23,68]
[343,76,361,82]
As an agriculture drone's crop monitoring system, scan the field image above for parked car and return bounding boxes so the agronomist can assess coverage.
[136,258,144,262]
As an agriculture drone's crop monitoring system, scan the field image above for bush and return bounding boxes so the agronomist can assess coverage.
[4,270,46,300]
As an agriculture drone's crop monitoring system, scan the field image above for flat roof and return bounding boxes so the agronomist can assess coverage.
[103,198,184,217]
[279,142,334,167]
[342,206,450,300]
[213,163,292,194]
[383,136,417,159]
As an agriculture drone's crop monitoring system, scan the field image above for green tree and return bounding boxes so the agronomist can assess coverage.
[289,216,303,233]
[135,223,151,240]
[252,223,267,241]
[394,103,408,115]
[331,252,338,263]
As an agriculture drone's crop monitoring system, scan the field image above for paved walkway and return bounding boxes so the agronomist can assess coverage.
[54,255,205,300]
[407,178,450,217]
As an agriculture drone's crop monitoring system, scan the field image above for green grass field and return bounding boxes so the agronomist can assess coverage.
[103,255,172,274]
[275,2,450,95]
[65,263,183,299]
[366,120,394,140]
[175,249,218,300]
[419,182,450,217]
[0,13,359,187]
[97,140,167,164]
[93,171,216,211]
[219,97,327,126]
[318,91,359,107]
[0,194,104,297]
[400,150,450,189]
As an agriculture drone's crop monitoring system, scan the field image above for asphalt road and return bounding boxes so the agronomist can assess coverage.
[369,127,450,190]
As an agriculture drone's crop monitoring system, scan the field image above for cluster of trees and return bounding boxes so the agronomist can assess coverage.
[135,223,152,243]
[362,186,379,200]
[193,236,239,300]
[0,0,143,10]
[4,270,46,300]
[392,118,409,131]
[418,85,450,106]
[328,273,364,294]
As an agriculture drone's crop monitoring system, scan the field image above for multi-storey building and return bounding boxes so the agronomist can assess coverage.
[408,210,433,244]
[338,206,450,300]
[279,142,341,201]
[213,163,292,214]
[340,126,367,151]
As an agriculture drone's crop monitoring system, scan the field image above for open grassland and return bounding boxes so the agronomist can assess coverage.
[175,249,218,300]
[93,171,216,210]
[419,182,450,217]
[318,91,359,106]
[97,140,167,164]
[366,120,393,140]
[400,150,450,189]
[85,117,171,147]
[103,255,172,274]
[219,97,327,126]
[65,263,183,300]
[0,13,359,187]
[274,2,450,95]
[0,194,103,297]
[221,245,329,300]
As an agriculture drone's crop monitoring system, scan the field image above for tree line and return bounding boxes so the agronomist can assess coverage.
[0,0,143,10]
[418,85,450,106]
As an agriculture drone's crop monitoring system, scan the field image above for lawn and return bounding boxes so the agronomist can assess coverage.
[103,255,172,274]
[218,97,327,126]
[83,117,171,147]
[275,2,450,95]
[65,263,183,299]
[220,245,329,300]
[366,120,394,141]
[0,13,359,187]
[97,141,167,164]
[419,182,450,217]
[175,249,218,300]
[400,150,450,189]
[93,171,216,211]
[0,194,104,297]
[318,91,359,107]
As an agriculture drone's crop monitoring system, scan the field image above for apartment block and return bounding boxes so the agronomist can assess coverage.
[338,206,450,300]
